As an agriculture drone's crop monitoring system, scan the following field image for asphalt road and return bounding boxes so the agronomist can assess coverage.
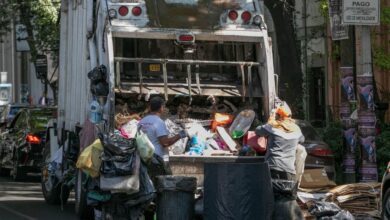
[0,174,78,220]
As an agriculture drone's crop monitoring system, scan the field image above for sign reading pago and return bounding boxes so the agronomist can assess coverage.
[342,0,380,25]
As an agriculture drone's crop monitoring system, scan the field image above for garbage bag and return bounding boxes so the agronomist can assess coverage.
[308,201,341,218]
[272,179,298,200]
[155,176,197,193]
[136,130,155,163]
[99,132,136,156]
[100,153,141,194]
[87,65,107,82]
[103,162,156,220]
[100,151,136,177]
[90,81,109,96]
[165,119,188,155]
[76,139,103,178]
[318,210,355,220]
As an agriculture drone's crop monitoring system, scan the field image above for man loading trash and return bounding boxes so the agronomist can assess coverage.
[139,96,187,177]
[255,101,305,220]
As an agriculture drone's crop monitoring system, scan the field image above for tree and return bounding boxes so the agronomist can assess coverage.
[0,0,60,100]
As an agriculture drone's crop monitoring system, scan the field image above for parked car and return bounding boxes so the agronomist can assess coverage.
[295,120,336,180]
[381,162,390,219]
[0,107,56,180]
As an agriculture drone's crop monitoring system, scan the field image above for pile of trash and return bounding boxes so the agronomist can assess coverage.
[325,183,381,219]
[297,169,381,219]
[113,96,266,157]
[76,132,156,220]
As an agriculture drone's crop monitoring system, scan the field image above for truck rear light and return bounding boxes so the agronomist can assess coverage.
[308,147,333,157]
[118,6,129,16]
[228,10,238,21]
[241,11,252,23]
[178,35,194,42]
[26,134,41,145]
[131,6,142,16]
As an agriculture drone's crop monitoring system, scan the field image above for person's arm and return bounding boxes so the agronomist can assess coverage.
[158,135,181,148]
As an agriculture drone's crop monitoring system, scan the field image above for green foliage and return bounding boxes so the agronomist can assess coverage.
[373,47,390,71]
[381,6,390,25]
[376,124,390,178]
[318,0,329,19]
[319,122,344,183]
[0,1,13,39]
[0,0,60,62]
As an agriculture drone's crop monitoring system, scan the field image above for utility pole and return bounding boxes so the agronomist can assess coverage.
[339,27,357,183]
[355,26,377,182]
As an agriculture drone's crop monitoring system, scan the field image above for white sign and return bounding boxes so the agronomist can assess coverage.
[342,0,380,25]
[15,24,30,52]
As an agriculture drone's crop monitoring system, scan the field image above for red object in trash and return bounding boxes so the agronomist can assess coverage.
[244,131,267,154]
[211,113,234,131]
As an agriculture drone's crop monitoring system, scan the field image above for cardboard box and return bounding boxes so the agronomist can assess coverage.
[300,168,336,189]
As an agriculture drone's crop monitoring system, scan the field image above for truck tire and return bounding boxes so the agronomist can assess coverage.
[75,169,94,220]
[383,188,390,220]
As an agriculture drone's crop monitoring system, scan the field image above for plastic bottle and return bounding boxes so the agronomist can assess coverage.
[89,100,102,124]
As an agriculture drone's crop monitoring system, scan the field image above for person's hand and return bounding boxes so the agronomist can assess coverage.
[178,130,188,139]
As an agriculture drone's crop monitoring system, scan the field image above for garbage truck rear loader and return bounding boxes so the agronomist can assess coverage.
[41,0,277,218]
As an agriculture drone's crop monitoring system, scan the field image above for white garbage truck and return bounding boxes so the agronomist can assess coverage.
[41,0,277,218]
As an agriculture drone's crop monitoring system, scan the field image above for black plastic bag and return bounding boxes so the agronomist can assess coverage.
[99,133,136,156]
[99,132,137,178]
[272,179,298,200]
[308,201,341,218]
[100,151,136,177]
[90,81,109,96]
[87,65,107,82]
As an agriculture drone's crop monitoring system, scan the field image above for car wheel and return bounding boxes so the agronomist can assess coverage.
[384,189,390,220]
[75,169,94,220]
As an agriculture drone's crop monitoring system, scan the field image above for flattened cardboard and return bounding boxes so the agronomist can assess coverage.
[300,169,336,189]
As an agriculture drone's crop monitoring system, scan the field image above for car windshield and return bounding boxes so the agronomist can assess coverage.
[30,109,56,131]
[9,107,24,116]
[296,120,322,141]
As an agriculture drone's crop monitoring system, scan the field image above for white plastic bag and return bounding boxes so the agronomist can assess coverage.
[136,130,155,162]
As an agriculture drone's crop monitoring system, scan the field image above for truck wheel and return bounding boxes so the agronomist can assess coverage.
[383,189,390,220]
[75,169,94,220]
[41,165,70,205]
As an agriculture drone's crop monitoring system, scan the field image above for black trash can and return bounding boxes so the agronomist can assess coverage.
[156,175,197,220]
[204,162,273,220]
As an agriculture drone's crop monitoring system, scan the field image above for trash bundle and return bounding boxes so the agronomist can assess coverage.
[76,139,103,178]
[99,132,140,194]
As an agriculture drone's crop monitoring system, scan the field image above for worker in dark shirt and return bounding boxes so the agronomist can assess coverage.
[256,102,305,220]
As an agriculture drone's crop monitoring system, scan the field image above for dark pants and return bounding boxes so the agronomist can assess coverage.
[270,169,303,220]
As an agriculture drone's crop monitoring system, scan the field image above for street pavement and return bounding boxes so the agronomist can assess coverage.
[0,174,78,220]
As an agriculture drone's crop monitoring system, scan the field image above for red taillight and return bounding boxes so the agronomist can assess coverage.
[26,134,41,144]
[131,6,142,16]
[241,11,252,23]
[228,10,238,21]
[178,35,194,42]
[308,148,333,157]
[118,6,129,16]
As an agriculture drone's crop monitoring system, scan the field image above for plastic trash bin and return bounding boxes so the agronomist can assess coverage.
[156,175,197,220]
